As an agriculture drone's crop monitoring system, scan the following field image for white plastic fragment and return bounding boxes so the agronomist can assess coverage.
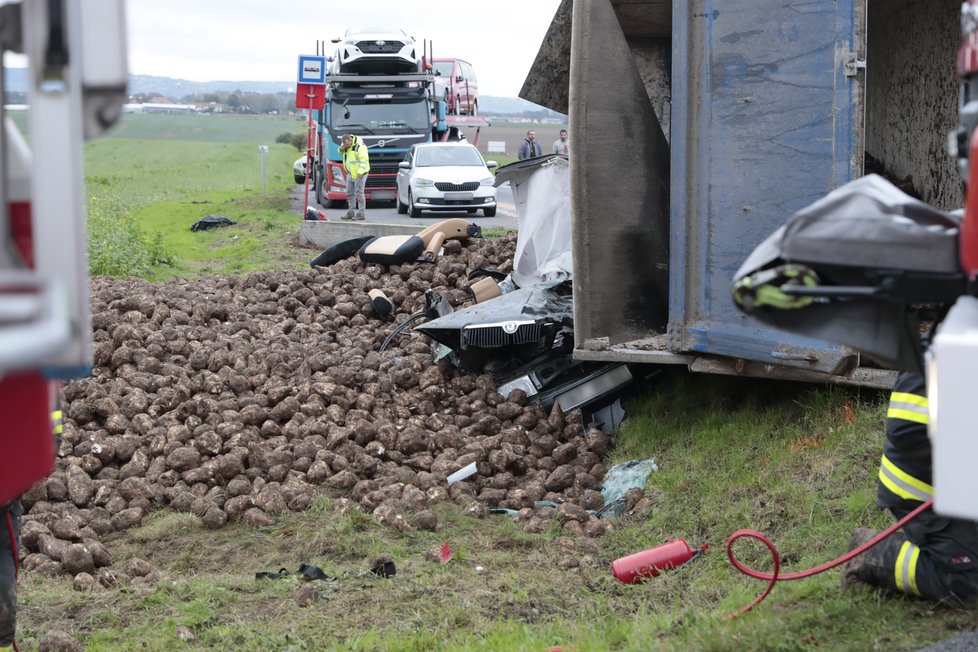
[447,461,477,485]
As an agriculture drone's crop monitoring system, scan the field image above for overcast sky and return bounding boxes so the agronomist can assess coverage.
[125,0,562,97]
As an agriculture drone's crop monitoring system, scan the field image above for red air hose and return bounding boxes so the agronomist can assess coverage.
[725,499,934,618]
[4,511,15,580]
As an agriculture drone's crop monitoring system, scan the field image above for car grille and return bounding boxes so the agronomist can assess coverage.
[435,181,480,192]
[461,321,543,350]
[356,41,404,54]
[364,163,399,189]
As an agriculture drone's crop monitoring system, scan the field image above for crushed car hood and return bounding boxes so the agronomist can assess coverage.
[415,283,573,352]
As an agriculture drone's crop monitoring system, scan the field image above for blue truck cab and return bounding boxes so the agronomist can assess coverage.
[314,73,436,208]
[312,71,489,208]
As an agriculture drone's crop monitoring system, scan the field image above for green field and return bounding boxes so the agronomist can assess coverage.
[81,112,315,279]
[101,112,303,142]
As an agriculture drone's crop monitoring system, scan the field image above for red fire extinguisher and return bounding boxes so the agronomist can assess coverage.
[611,539,709,584]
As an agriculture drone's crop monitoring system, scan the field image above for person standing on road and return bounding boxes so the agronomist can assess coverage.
[552,129,570,156]
[340,133,370,221]
[841,371,978,604]
[518,130,542,160]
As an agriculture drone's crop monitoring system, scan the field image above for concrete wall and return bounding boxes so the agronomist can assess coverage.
[520,0,573,114]
[628,39,671,143]
[866,0,962,210]
[520,0,671,142]
[299,221,420,250]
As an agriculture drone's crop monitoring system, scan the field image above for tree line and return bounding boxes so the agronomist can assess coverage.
[127,90,295,114]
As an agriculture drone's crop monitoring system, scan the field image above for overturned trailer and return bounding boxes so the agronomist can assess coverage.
[522,0,962,386]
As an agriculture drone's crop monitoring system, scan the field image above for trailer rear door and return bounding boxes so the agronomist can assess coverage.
[669,0,867,375]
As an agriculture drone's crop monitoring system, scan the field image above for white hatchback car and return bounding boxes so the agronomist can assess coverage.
[330,28,418,75]
[396,143,497,218]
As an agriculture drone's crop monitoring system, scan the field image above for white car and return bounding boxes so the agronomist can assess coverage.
[293,154,307,184]
[396,143,497,218]
[330,28,418,75]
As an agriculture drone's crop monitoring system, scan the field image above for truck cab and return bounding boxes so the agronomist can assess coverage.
[315,74,435,207]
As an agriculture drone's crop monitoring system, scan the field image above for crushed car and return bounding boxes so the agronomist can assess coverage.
[414,154,639,433]
[307,154,641,432]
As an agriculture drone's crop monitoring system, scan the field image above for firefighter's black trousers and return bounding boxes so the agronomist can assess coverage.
[0,501,19,647]
[863,507,978,604]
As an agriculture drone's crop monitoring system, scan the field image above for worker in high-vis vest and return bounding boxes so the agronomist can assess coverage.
[842,372,978,603]
[339,133,370,221]
[0,403,62,651]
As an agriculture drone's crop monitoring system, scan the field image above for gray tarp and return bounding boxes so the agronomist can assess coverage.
[494,155,572,288]
[734,174,962,373]
[736,174,960,280]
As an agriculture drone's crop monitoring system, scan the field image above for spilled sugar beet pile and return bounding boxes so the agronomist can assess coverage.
[19,234,629,586]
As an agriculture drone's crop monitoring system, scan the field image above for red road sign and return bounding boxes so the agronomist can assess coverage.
[295,83,326,110]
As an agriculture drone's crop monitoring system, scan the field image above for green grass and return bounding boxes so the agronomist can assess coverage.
[82,113,315,278]
[101,112,305,143]
[489,154,519,169]
[18,371,976,650]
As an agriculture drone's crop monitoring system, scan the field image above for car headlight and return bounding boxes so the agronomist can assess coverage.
[414,178,434,188]
[330,167,345,185]
[479,177,494,186]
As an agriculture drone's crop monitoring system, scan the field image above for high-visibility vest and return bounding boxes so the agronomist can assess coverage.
[342,136,370,180]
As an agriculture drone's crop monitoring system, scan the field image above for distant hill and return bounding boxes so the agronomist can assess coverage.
[128,75,294,97]
[2,71,294,96]
[4,70,564,117]
[478,95,564,117]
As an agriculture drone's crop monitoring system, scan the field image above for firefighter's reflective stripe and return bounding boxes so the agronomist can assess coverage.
[895,540,921,596]
[52,409,63,435]
[887,392,929,425]
[879,454,934,502]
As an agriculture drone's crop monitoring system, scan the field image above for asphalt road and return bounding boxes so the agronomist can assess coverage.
[919,632,978,652]
[307,182,519,230]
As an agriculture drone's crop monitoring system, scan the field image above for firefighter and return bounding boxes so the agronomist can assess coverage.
[0,398,62,651]
[841,372,978,603]
[0,498,21,652]
[339,133,370,221]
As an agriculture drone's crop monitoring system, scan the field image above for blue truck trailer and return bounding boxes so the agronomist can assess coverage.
[520,0,959,387]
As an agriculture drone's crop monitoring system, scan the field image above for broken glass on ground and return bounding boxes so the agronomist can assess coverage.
[598,459,659,517]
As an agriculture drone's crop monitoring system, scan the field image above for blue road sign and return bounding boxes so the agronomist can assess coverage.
[297,55,327,85]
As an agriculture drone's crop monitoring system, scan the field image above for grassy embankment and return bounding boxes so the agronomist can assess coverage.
[14,114,975,650]
[19,373,976,650]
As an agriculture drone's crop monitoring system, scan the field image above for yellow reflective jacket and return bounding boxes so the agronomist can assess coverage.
[342,135,370,180]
